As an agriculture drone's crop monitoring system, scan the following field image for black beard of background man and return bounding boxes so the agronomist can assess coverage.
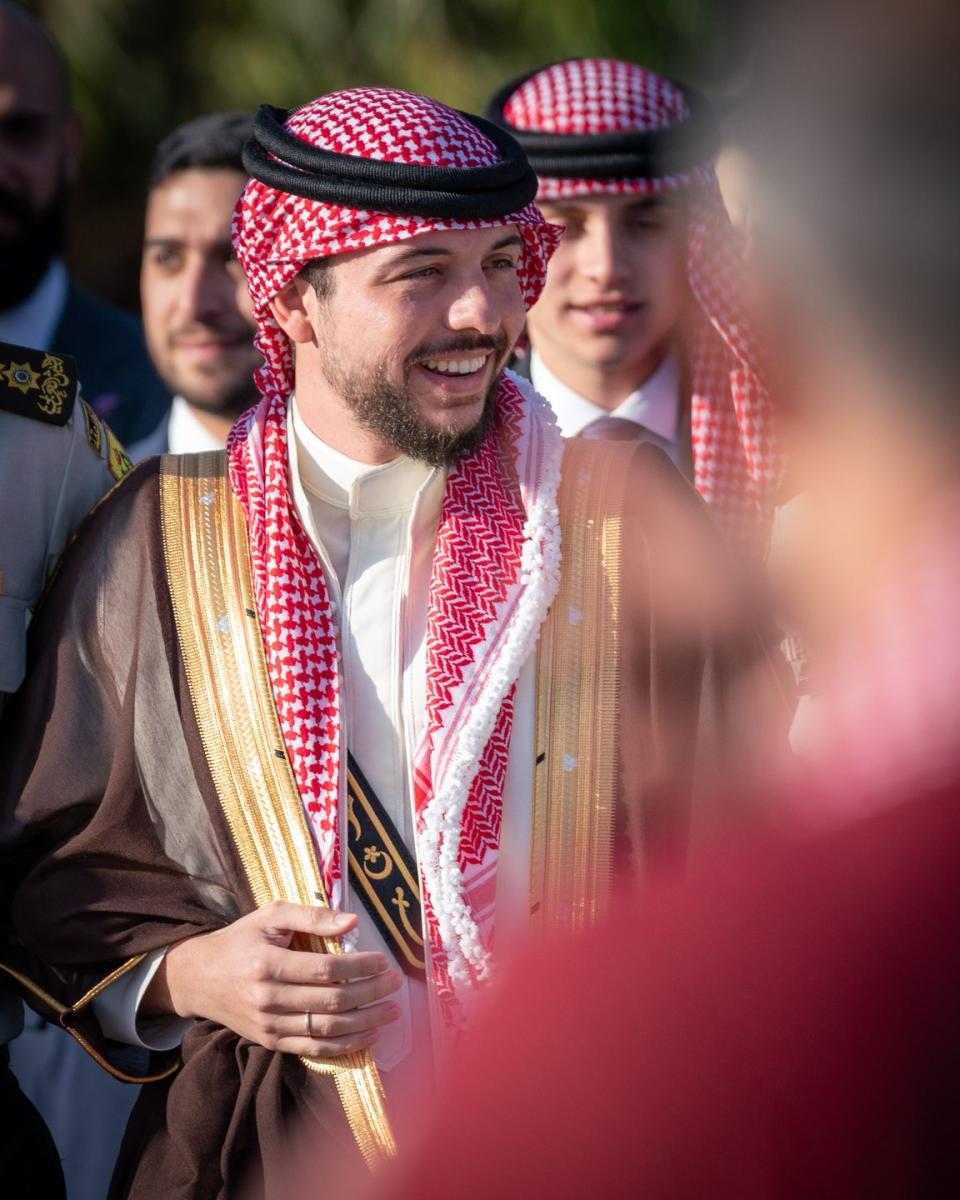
[0,1,169,444]
[0,176,67,309]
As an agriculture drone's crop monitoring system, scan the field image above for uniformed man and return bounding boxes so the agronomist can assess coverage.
[0,338,126,1199]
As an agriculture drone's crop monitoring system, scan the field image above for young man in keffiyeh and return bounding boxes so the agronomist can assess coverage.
[0,88,787,1198]
[486,58,780,551]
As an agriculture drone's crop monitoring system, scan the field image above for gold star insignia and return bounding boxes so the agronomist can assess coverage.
[2,361,41,395]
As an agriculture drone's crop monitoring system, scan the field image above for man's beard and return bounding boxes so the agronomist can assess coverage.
[0,179,69,311]
[320,332,508,468]
[164,329,262,422]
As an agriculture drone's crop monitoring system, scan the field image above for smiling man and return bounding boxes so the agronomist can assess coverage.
[131,111,260,459]
[0,89,785,1198]
[488,59,779,550]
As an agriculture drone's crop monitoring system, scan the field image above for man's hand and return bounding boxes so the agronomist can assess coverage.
[142,902,403,1057]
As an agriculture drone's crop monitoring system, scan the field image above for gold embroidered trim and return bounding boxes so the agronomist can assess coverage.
[159,453,396,1167]
[531,440,626,935]
[0,958,179,1084]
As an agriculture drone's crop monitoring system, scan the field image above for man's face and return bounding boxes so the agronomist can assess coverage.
[141,167,260,416]
[527,192,688,383]
[298,225,527,466]
[0,17,79,307]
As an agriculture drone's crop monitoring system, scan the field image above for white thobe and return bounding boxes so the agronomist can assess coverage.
[288,398,536,1095]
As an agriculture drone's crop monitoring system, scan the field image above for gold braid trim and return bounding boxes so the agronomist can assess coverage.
[159,452,396,1167]
[0,957,179,1084]
[531,439,627,935]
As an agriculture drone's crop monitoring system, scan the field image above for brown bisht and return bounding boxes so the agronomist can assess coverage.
[0,443,789,1199]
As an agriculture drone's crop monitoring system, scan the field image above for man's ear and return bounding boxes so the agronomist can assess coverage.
[269,276,316,344]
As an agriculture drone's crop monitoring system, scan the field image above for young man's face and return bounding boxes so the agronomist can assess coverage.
[294,225,527,465]
[141,167,260,417]
[527,192,688,385]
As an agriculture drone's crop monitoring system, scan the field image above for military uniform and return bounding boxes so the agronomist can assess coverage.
[0,340,128,1200]
[0,341,126,695]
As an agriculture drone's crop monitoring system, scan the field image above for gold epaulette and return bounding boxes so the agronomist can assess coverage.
[0,341,77,427]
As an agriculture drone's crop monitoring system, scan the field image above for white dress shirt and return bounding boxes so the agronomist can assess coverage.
[530,350,682,464]
[129,395,227,461]
[0,259,69,349]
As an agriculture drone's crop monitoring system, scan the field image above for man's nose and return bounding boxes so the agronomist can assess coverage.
[174,261,228,325]
[577,220,629,289]
[446,278,500,333]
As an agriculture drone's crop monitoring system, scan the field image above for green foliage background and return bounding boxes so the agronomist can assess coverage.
[24,0,743,306]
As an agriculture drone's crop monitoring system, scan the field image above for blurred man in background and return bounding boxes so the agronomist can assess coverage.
[130,111,260,460]
[488,59,779,552]
[0,1,169,445]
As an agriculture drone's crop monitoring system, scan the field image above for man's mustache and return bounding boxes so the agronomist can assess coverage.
[0,186,37,228]
[169,321,256,346]
[408,331,509,365]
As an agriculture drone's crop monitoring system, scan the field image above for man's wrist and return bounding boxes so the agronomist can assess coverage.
[141,934,204,1020]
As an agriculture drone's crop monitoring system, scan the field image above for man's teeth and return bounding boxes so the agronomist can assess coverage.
[421,355,488,375]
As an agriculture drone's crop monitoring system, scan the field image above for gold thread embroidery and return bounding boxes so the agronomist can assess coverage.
[159,454,396,1167]
[39,353,68,415]
[531,440,624,936]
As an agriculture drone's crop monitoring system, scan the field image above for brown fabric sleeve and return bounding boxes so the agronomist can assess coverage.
[0,459,242,1067]
[617,444,794,866]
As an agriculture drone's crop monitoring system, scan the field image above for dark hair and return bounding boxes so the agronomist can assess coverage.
[301,256,334,300]
[149,111,254,189]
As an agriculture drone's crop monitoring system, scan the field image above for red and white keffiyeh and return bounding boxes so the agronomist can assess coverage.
[228,89,563,1018]
[505,58,781,549]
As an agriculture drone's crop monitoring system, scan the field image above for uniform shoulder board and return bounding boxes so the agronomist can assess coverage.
[0,341,78,427]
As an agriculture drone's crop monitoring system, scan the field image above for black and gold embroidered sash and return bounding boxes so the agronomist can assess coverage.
[346,755,425,981]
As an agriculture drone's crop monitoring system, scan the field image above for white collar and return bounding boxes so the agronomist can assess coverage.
[290,395,438,517]
[0,259,69,350]
[166,395,228,454]
[530,350,681,442]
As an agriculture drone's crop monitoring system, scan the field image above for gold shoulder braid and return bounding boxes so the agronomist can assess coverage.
[159,452,396,1168]
[530,439,628,937]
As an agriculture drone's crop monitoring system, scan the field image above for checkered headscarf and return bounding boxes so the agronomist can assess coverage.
[496,59,780,549]
[233,88,560,406]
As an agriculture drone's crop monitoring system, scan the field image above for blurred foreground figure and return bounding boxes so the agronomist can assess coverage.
[131,111,260,459]
[0,2,169,443]
[0,88,783,1197]
[0,341,123,1199]
[363,2,960,1196]
[488,59,779,551]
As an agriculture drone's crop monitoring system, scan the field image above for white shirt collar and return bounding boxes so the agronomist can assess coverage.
[530,350,681,442]
[166,395,227,454]
[0,259,69,350]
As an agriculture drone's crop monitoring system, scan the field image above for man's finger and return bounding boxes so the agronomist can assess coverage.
[275,1029,380,1058]
[276,1000,401,1040]
[268,948,395,986]
[255,900,358,940]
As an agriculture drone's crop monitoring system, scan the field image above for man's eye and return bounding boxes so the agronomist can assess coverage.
[487,257,518,271]
[152,249,182,271]
[403,266,440,280]
[627,212,666,233]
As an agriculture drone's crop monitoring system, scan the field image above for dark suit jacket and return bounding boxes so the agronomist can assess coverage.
[53,284,170,446]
